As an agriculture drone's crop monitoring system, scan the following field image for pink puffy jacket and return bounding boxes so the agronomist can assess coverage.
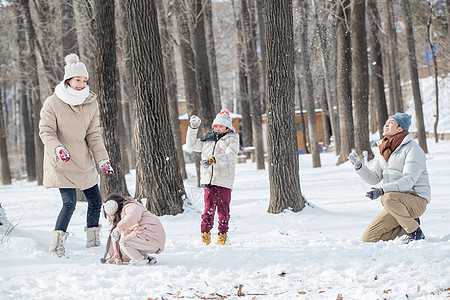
[116,202,166,254]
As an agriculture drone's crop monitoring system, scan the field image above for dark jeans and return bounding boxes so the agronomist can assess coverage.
[54,184,103,232]
[201,184,231,234]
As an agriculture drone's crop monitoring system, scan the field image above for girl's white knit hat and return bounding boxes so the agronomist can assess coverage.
[63,53,89,81]
[103,200,118,215]
[212,108,233,129]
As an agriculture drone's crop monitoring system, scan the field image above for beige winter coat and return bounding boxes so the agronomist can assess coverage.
[39,92,109,190]
[186,127,239,189]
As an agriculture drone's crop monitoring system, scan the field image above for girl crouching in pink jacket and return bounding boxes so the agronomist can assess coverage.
[103,194,166,265]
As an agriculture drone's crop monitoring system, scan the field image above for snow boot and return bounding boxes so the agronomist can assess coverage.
[85,225,102,248]
[216,233,228,245]
[402,226,425,244]
[201,232,211,245]
[49,230,69,257]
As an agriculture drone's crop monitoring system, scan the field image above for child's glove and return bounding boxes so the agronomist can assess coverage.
[99,160,114,174]
[201,157,216,168]
[111,228,120,242]
[366,187,384,200]
[348,149,362,169]
[189,115,201,129]
[56,146,71,162]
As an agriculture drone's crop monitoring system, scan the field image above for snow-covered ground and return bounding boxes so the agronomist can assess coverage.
[0,76,449,299]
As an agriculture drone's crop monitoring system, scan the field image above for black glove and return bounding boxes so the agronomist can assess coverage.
[366,187,384,200]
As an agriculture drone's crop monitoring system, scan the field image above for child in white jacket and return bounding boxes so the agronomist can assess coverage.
[186,109,239,245]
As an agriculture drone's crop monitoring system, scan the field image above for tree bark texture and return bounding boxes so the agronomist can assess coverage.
[312,0,340,155]
[191,0,216,127]
[298,1,321,168]
[232,0,252,147]
[255,0,267,114]
[351,0,374,161]
[240,0,265,169]
[367,0,388,138]
[15,6,36,181]
[400,0,428,153]
[385,1,403,113]
[115,0,136,171]
[174,0,202,186]
[204,0,222,112]
[61,0,79,56]
[20,0,44,185]
[427,5,440,143]
[0,88,12,185]
[32,0,63,90]
[157,0,187,180]
[92,0,129,197]
[264,0,305,214]
[336,0,353,165]
[126,0,185,215]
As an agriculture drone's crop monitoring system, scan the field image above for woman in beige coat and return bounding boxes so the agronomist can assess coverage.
[39,54,114,257]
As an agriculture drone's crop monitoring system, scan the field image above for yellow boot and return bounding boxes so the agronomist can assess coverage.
[216,233,228,245]
[201,232,211,245]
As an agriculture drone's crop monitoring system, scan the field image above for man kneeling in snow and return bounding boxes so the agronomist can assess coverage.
[348,113,430,244]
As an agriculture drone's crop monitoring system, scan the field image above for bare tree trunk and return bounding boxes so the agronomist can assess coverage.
[232,0,252,147]
[0,86,11,185]
[311,0,340,155]
[190,0,215,126]
[296,73,308,154]
[255,0,267,113]
[31,0,62,89]
[367,0,388,138]
[264,0,305,214]
[20,0,44,185]
[320,76,331,146]
[298,1,320,168]
[115,0,135,171]
[336,0,353,165]
[204,0,222,112]
[15,6,36,181]
[157,0,187,180]
[174,0,202,186]
[92,0,129,197]
[73,0,97,94]
[385,1,403,113]
[401,0,428,153]
[240,0,265,169]
[447,0,450,72]
[427,4,440,143]
[61,0,79,56]
[126,0,185,215]
[351,0,374,161]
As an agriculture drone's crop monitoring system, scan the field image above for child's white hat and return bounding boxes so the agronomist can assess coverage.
[104,200,118,215]
[212,108,233,129]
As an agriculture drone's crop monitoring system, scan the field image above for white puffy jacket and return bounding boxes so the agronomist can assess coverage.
[186,127,239,189]
[356,134,431,203]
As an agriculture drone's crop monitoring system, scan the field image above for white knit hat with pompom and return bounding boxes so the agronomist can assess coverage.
[63,53,89,81]
[212,108,233,129]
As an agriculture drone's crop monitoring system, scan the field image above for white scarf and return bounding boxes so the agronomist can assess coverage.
[55,81,90,106]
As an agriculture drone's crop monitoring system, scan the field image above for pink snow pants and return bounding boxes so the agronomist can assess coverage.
[201,184,231,234]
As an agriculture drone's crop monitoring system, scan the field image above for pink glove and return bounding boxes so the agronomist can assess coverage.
[56,146,71,162]
[99,160,114,174]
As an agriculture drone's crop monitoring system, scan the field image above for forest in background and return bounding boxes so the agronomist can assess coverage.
[0,0,448,216]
